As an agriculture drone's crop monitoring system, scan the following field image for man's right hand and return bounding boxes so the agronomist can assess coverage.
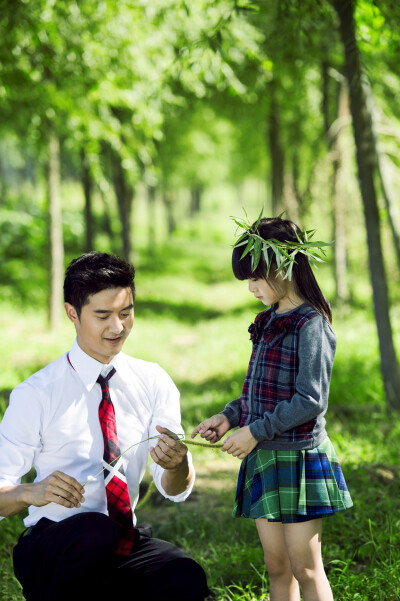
[0,471,85,518]
[26,471,85,509]
[191,414,231,443]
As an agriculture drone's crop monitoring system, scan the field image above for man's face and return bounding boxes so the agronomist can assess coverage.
[65,287,134,364]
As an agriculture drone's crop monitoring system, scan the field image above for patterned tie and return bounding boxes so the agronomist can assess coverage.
[97,369,135,555]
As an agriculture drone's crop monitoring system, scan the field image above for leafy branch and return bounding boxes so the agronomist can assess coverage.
[232,209,333,280]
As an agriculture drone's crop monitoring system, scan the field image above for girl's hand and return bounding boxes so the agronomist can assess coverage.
[221,426,258,459]
[191,414,231,443]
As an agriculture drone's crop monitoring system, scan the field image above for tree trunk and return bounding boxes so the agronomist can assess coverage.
[147,184,156,252]
[331,82,351,303]
[333,0,400,410]
[163,190,175,237]
[81,148,94,252]
[99,187,116,250]
[190,184,202,216]
[267,81,285,216]
[48,132,64,329]
[364,84,400,273]
[0,150,8,204]
[291,149,304,225]
[111,152,133,261]
[321,61,350,303]
[377,153,400,272]
[283,170,301,226]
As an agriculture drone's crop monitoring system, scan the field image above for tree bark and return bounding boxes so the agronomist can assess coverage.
[111,151,133,261]
[377,153,400,272]
[81,148,94,252]
[268,81,285,216]
[99,188,116,250]
[363,83,400,273]
[147,184,156,252]
[333,0,400,410]
[163,190,176,237]
[330,81,351,303]
[48,132,64,329]
[190,184,202,216]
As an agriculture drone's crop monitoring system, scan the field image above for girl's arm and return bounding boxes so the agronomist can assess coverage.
[249,316,336,442]
[220,397,242,429]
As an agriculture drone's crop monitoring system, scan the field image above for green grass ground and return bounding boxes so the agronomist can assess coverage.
[1,230,400,600]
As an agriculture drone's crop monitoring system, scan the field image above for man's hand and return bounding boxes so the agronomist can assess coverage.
[150,426,194,496]
[149,425,188,471]
[221,426,258,460]
[25,471,85,509]
[191,414,231,443]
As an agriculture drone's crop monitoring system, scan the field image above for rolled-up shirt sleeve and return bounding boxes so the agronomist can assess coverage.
[249,316,336,442]
[148,365,195,502]
[0,384,43,518]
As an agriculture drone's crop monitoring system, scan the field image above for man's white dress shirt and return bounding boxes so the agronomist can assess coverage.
[0,340,194,527]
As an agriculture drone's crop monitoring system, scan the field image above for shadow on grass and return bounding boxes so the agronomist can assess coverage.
[137,240,233,285]
[136,299,223,323]
[135,298,250,323]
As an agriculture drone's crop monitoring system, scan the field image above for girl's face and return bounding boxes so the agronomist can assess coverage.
[248,277,284,307]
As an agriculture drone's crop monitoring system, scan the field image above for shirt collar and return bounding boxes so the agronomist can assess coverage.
[68,339,122,392]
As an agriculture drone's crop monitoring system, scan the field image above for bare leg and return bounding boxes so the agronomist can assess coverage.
[255,519,300,601]
[283,519,334,601]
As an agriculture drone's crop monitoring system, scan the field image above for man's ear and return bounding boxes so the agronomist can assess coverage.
[64,302,79,324]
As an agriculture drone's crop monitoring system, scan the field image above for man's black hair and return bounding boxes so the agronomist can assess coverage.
[64,251,135,318]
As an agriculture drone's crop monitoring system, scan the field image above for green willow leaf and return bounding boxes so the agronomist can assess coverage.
[241,237,254,259]
[253,237,262,269]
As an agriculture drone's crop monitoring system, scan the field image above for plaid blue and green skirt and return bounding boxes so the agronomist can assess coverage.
[234,437,353,523]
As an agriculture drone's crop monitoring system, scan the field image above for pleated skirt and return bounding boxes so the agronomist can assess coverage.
[233,437,353,523]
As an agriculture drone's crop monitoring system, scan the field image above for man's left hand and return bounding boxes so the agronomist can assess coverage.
[149,425,188,470]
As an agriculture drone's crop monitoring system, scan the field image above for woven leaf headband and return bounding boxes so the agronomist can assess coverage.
[232,209,333,280]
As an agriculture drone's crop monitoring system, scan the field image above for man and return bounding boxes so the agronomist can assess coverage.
[0,252,209,601]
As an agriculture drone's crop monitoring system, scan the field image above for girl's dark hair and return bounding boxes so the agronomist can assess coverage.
[64,251,135,318]
[232,217,332,323]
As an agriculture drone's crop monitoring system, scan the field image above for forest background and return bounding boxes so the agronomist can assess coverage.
[1,0,400,599]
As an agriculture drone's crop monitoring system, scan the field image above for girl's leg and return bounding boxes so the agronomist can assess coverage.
[283,518,333,601]
[255,519,300,601]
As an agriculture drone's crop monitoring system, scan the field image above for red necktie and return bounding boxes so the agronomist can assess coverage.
[97,370,135,555]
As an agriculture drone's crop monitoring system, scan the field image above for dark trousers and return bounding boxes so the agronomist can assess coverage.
[13,512,209,601]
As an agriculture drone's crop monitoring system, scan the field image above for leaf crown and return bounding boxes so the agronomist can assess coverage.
[232,209,333,281]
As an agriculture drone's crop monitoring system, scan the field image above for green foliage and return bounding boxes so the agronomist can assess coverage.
[232,208,332,277]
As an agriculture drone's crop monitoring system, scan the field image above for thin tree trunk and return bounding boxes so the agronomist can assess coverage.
[377,153,400,272]
[0,150,8,204]
[111,152,133,261]
[291,149,304,225]
[268,81,285,216]
[81,148,94,252]
[147,184,156,252]
[364,84,400,272]
[321,61,350,303]
[48,132,64,329]
[163,190,175,237]
[190,184,202,216]
[99,187,115,249]
[331,82,350,303]
[333,0,400,410]
[283,169,301,226]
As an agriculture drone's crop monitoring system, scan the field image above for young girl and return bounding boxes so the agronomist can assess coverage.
[192,216,352,601]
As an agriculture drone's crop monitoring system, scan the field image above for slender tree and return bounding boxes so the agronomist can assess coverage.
[332,0,400,410]
[48,131,64,329]
[81,148,94,252]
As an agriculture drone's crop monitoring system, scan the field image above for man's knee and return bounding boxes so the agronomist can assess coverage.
[157,556,209,601]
